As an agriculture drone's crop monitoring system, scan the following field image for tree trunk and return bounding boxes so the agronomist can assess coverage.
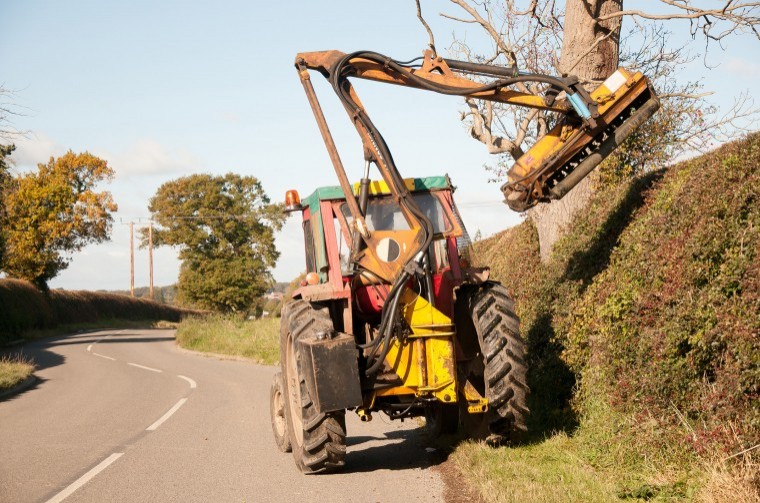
[529,0,622,262]
[559,0,623,82]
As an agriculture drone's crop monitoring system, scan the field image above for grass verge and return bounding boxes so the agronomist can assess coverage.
[452,399,698,502]
[175,315,280,365]
[0,355,35,391]
[453,440,757,503]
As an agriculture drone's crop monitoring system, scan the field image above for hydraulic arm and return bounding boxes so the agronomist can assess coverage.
[295,49,659,286]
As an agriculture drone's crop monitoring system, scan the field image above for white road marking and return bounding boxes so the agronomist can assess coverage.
[92,353,116,361]
[45,452,123,503]
[127,362,162,373]
[177,375,197,389]
[87,329,126,353]
[146,398,187,431]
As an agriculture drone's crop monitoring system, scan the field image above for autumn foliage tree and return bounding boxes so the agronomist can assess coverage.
[0,144,15,267]
[0,151,117,288]
[146,173,284,313]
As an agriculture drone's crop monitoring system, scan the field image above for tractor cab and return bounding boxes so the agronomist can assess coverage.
[288,175,470,324]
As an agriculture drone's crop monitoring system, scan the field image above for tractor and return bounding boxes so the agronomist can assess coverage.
[270,176,526,473]
[269,49,659,473]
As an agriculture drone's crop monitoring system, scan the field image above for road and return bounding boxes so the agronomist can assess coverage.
[0,328,447,503]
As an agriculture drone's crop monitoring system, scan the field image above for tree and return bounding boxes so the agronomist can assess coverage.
[419,0,759,260]
[0,144,15,267]
[146,173,285,313]
[0,86,24,142]
[1,151,117,288]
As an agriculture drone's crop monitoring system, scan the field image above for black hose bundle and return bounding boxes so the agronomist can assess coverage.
[329,51,573,378]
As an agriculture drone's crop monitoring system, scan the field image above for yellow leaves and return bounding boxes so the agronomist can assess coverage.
[0,151,117,286]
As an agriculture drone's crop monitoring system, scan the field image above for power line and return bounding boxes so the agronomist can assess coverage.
[118,214,267,223]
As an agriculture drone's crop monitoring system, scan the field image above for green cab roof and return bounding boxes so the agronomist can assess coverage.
[301,175,451,209]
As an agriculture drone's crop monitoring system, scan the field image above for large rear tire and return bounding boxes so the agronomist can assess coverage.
[280,300,347,473]
[468,283,529,442]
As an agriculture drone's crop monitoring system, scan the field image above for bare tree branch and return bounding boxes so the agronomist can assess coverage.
[462,98,523,157]
[447,0,519,65]
[440,13,478,24]
[0,86,28,142]
[659,91,714,99]
[596,1,760,42]
[415,0,438,55]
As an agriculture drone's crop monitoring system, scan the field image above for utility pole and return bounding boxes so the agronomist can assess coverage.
[130,221,135,297]
[148,222,154,300]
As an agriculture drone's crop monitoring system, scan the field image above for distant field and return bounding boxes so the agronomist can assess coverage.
[175,315,280,365]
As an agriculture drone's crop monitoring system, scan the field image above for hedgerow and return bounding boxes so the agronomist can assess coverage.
[473,132,759,456]
[0,279,195,344]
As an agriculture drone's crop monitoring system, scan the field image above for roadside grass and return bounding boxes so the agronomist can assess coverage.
[453,400,694,503]
[452,393,758,502]
[0,355,35,391]
[175,315,280,365]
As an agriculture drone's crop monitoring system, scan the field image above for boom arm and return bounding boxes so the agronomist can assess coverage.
[295,49,659,285]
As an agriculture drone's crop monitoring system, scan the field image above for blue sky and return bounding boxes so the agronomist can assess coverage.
[1,1,758,291]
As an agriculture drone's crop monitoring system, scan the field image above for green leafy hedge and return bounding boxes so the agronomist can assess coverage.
[473,132,759,455]
[0,279,55,336]
[0,279,195,344]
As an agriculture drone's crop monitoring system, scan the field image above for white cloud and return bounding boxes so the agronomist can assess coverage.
[104,139,202,179]
[724,57,760,78]
[9,134,201,181]
[11,132,65,171]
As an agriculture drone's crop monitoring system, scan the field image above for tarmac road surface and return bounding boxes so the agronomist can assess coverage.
[0,328,445,503]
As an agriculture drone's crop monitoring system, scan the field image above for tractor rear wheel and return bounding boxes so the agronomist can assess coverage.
[269,371,291,453]
[280,300,347,473]
[468,283,529,442]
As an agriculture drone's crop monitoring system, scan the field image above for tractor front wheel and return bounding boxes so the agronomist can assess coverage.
[424,402,460,441]
[269,371,291,453]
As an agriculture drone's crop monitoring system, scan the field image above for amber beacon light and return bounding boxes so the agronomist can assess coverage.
[284,189,302,212]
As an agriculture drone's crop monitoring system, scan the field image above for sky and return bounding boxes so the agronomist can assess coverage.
[1,1,758,292]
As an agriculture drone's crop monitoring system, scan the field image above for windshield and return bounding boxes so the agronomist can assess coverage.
[341,192,452,234]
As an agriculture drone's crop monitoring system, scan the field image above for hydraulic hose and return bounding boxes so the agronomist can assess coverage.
[329,52,435,258]
[365,271,409,376]
[332,51,554,377]
[328,52,444,377]
[320,50,591,378]
[335,51,577,100]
